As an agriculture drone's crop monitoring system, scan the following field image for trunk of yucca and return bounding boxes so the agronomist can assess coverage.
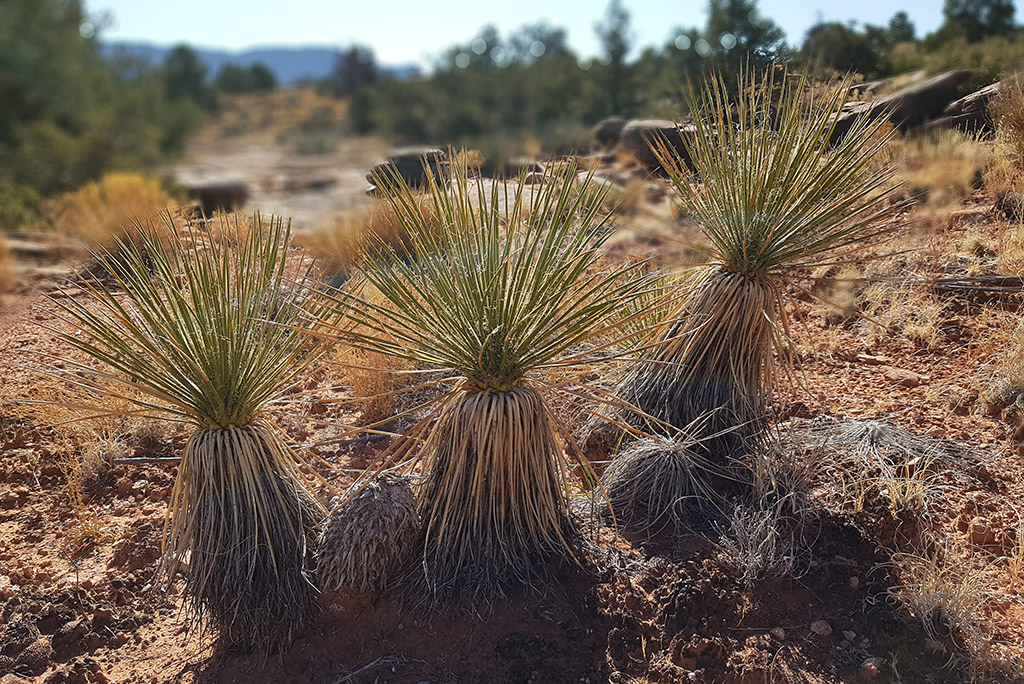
[623,268,782,465]
[164,421,323,649]
[417,386,575,595]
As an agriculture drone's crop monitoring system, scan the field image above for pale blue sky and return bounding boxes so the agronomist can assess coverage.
[86,1,945,66]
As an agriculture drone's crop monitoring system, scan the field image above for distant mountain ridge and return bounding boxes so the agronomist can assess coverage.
[100,42,421,85]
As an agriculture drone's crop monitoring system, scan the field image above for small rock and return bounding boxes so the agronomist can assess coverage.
[967,516,996,545]
[770,627,786,641]
[849,576,860,590]
[91,608,113,629]
[130,480,146,495]
[947,206,990,228]
[810,620,833,637]
[14,637,53,676]
[860,657,882,678]
[882,366,927,388]
[842,630,857,641]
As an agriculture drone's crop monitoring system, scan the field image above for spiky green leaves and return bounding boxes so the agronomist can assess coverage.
[316,163,663,595]
[623,68,904,463]
[36,213,328,429]
[655,68,904,277]
[34,213,330,649]
[320,162,657,390]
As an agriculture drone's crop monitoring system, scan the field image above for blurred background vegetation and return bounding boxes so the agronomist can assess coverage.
[4,0,1024,231]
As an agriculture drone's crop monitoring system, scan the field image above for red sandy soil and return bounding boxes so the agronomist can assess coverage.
[1,181,1024,683]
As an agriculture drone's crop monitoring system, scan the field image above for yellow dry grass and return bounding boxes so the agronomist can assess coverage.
[892,131,993,209]
[202,88,348,140]
[299,195,439,276]
[43,172,175,253]
[333,346,412,428]
[57,441,113,555]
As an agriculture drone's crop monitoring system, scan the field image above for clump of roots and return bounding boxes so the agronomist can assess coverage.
[164,422,324,650]
[317,472,420,594]
[601,435,730,534]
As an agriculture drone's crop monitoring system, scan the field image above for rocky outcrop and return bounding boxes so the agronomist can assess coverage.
[593,117,627,148]
[366,147,448,194]
[187,180,250,216]
[831,70,976,144]
[617,119,697,171]
[880,70,975,128]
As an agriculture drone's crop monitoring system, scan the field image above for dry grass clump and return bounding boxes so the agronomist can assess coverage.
[43,172,174,253]
[860,280,947,347]
[783,417,948,514]
[601,436,727,534]
[891,131,991,209]
[716,503,796,588]
[890,546,988,653]
[298,195,440,277]
[998,220,1024,273]
[990,78,1024,163]
[334,346,414,427]
[57,448,113,555]
[982,320,1024,446]
[317,473,419,594]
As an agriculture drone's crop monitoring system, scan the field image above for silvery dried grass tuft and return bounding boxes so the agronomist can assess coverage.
[318,473,420,594]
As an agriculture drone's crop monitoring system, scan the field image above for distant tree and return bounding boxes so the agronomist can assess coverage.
[705,0,786,65]
[887,11,917,43]
[0,0,207,224]
[801,22,879,75]
[594,0,633,114]
[507,23,571,64]
[162,44,217,110]
[937,0,1016,42]
[248,63,277,91]
[214,62,276,93]
[331,44,378,97]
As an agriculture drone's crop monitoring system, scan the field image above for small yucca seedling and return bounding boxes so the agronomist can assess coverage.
[315,161,660,596]
[33,213,328,649]
[620,68,905,469]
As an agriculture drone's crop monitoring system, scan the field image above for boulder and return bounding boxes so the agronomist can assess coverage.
[367,147,448,191]
[828,101,876,147]
[849,70,927,97]
[878,70,974,128]
[943,80,1005,133]
[830,70,975,145]
[593,116,627,147]
[617,119,698,171]
[505,157,545,177]
[187,180,249,216]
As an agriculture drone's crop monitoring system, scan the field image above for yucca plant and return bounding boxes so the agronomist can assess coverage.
[33,212,328,649]
[619,68,905,465]
[315,162,660,596]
